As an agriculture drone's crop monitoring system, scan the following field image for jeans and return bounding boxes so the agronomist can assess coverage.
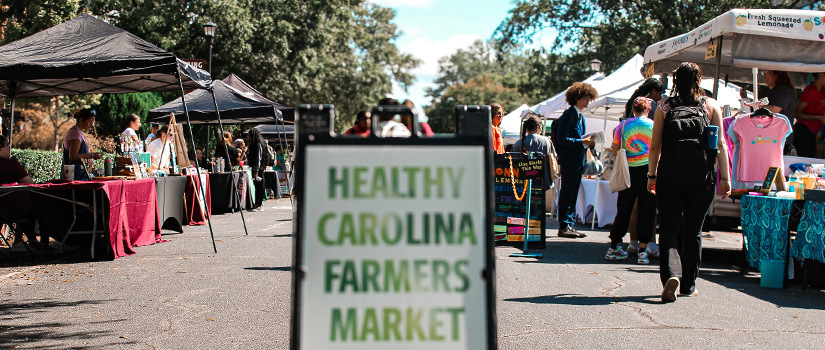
[656,180,714,294]
[557,160,584,229]
[609,165,656,247]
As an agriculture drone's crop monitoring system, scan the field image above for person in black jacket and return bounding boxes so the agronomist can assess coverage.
[556,82,598,238]
[246,128,264,179]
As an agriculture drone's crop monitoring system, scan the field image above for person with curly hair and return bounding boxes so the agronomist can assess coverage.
[555,82,598,238]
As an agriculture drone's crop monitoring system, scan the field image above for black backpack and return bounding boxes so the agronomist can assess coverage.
[659,96,717,185]
[550,118,560,151]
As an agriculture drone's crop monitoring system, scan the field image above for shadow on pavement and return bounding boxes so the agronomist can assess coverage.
[244,266,291,271]
[0,299,132,349]
[504,294,660,306]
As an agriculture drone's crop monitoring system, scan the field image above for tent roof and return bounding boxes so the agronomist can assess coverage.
[643,9,825,85]
[0,14,210,97]
[147,80,282,125]
[222,74,294,122]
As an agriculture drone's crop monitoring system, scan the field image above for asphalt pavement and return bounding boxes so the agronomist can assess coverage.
[1,199,823,349]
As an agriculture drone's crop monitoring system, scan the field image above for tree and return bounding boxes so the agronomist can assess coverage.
[94,92,165,137]
[84,0,419,132]
[426,74,528,133]
[493,0,819,74]
[0,0,81,44]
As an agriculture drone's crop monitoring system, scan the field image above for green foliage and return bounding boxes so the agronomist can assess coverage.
[10,149,62,183]
[426,74,528,134]
[0,0,81,44]
[83,0,419,133]
[94,92,165,137]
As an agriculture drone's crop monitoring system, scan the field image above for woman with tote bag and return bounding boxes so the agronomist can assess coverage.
[604,97,657,264]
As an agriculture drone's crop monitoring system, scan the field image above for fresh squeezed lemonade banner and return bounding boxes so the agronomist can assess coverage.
[301,146,488,350]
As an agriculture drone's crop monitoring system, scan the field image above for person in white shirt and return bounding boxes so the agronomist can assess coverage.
[121,114,141,143]
[144,122,160,146]
[374,98,412,138]
[147,126,172,170]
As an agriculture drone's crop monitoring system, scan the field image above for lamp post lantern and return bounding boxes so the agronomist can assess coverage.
[588,58,602,73]
[203,22,217,74]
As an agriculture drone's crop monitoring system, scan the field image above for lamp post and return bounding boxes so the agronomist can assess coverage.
[203,22,217,74]
[588,58,602,73]
[203,21,217,165]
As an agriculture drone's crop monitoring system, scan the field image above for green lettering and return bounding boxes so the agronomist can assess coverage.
[325,260,341,292]
[329,167,349,199]
[383,307,402,340]
[353,167,369,198]
[446,307,464,341]
[446,167,464,198]
[318,213,337,245]
[458,213,477,245]
[434,213,454,245]
[381,213,402,245]
[359,213,378,245]
[385,260,410,292]
[429,308,445,341]
[361,259,380,292]
[405,308,426,341]
[413,260,429,292]
[361,308,379,341]
[371,167,388,198]
[339,213,356,245]
[454,260,469,292]
[330,308,357,341]
[391,167,404,198]
[402,167,420,198]
[424,167,444,198]
[431,260,450,292]
[407,213,420,245]
[340,260,359,292]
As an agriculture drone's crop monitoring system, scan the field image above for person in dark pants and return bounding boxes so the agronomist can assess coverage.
[647,62,731,303]
[605,97,656,264]
[556,82,598,238]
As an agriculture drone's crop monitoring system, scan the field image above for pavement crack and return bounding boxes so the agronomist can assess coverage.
[501,326,825,338]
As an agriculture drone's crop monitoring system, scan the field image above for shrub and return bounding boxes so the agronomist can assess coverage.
[11,149,62,183]
[9,149,116,183]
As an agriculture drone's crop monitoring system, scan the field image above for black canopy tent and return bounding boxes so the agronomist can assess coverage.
[0,14,221,251]
[146,80,283,124]
[147,75,292,179]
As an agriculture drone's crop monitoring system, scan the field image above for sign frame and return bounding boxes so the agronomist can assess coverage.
[290,104,498,350]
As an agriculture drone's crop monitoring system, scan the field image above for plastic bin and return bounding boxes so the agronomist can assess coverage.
[760,259,785,289]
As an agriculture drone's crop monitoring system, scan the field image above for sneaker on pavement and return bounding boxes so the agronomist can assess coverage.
[626,243,639,255]
[679,289,699,297]
[637,251,649,264]
[605,246,629,261]
[661,277,679,303]
[558,226,586,238]
[646,242,660,258]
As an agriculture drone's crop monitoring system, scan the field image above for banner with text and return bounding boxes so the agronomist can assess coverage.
[299,145,488,349]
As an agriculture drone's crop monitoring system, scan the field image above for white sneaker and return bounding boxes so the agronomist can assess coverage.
[646,242,660,258]
[626,243,639,255]
[637,251,649,265]
[605,246,629,261]
[662,277,679,303]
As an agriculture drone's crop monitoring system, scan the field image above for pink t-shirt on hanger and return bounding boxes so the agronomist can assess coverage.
[731,115,791,182]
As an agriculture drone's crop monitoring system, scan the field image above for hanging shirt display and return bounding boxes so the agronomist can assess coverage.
[729,113,791,183]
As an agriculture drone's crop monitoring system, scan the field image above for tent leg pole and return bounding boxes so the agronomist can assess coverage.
[209,88,249,236]
[275,117,291,204]
[712,36,724,99]
[8,98,15,150]
[176,71,217,253]
[205,125,210,165]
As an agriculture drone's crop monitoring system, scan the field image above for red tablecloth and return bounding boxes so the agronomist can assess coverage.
[184,174,212,225]
[18,178,162,259]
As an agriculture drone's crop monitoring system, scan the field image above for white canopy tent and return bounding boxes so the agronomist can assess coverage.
[643,8,825,95]
[500,103,529,144]
[529,72,605,119]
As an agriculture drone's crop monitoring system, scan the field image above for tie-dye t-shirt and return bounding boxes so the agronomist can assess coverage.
[612,116,654,167]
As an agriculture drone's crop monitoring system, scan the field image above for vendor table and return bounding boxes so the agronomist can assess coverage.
[3,179,162,260]
[576,178,618,228]
[209,171,253,214]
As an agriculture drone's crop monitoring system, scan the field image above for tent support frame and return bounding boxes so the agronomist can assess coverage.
[712,36,724,99]
[208,87,250,236]
[176,70,218,253]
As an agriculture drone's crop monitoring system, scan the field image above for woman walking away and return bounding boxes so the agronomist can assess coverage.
[648,62,731,303]
[556,82,598,238]
[605,97,656,264]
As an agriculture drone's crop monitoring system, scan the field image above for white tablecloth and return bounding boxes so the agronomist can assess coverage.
[575,179,618,228]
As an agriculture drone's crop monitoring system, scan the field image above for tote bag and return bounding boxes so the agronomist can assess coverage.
[609,123,631,193]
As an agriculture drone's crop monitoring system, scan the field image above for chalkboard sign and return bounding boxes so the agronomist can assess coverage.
[759,166,779,194]
[494,153,547,249]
